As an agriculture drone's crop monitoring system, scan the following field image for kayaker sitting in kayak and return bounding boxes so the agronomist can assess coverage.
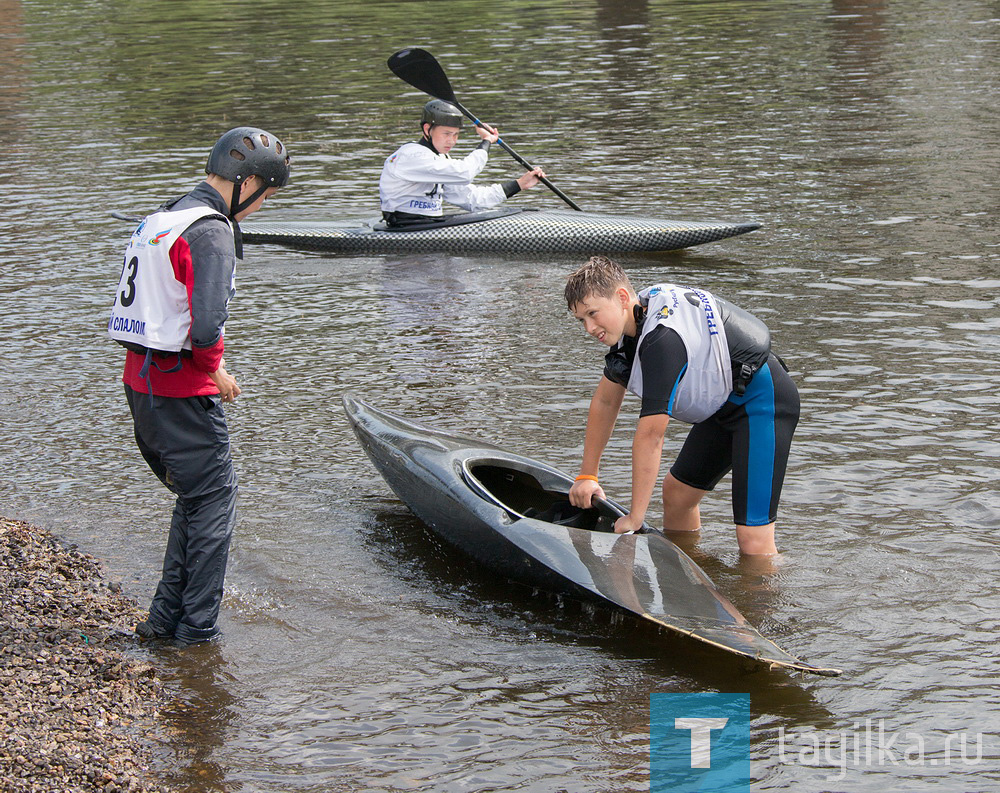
[564,256,800,556]
[379,99,546,227]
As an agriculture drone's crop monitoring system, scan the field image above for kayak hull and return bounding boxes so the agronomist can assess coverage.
[243,208,761,254]
[344,395,840,676]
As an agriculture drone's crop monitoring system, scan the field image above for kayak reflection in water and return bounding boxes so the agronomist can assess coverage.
[564,256,800,557]
[379,99,545,227]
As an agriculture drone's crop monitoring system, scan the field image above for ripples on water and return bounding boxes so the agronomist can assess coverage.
[3,0,1000,790]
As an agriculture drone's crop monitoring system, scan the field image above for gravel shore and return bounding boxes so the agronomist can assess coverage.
[1,517,178,793]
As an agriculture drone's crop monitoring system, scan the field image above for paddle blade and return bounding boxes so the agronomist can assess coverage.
[387,48,457,103]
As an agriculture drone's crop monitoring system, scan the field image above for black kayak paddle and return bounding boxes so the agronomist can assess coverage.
[387,47,582,212]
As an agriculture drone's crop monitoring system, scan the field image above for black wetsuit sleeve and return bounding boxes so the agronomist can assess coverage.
[637,325,688,417]
[502,179,521,198]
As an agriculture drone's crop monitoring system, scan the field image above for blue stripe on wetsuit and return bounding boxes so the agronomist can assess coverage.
[727,362,776,526]
[666,363,687,416]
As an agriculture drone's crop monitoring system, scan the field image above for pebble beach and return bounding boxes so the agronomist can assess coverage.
[1,517,177,793]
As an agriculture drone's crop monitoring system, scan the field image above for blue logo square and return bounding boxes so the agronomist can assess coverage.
[651,693,754,792]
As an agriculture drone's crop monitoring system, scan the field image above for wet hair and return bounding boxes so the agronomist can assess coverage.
[564,255,635,310]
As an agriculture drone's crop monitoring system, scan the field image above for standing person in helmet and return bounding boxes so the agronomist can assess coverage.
[379,99,547,226]
[108,126,290,644]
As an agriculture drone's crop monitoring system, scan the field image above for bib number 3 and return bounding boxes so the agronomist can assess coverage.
[119,255,139,307]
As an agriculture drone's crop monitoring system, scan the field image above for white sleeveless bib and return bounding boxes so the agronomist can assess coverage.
[627,284,733,423]
[108,206,231,352]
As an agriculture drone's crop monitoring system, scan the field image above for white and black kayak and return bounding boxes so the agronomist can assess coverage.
[110,207,759,255]
[241,207,761,255]
[344,396,840,676]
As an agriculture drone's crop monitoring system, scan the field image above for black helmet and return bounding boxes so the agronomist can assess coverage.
[421,99,463,129]
[205,126,291,188]
[205,126,290,222]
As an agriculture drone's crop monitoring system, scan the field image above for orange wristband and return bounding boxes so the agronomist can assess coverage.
[575,474,599,483]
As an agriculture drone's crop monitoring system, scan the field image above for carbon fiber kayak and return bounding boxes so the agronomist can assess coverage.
[242,207,761,254]
[344,395,841,676]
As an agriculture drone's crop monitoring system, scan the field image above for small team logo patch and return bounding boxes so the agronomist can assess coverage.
[149,228,172,246]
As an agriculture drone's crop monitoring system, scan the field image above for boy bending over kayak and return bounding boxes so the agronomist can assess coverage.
[564,256,799,556]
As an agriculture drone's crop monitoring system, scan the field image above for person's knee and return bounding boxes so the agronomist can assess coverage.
[663,474,705,510]
[736,523,777,555]
[662,475,705,531]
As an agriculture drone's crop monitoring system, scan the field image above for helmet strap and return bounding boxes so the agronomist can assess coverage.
[228,181,242,220]
[229,177,270,218]
[227,180,248,259]
[233,182,269,217]
[419,128,440,155]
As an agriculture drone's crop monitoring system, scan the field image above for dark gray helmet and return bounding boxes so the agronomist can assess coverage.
[421,99,463,129]
[205,127,291,188]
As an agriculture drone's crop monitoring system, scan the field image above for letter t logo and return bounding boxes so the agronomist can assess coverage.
[674,718,729,768]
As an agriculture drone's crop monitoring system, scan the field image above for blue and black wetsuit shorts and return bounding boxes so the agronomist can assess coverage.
[670,353,799,526]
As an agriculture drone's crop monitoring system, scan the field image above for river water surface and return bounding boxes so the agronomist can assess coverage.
[2,1,999,790]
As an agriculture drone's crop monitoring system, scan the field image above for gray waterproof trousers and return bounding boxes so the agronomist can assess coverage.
[125,386,237,643]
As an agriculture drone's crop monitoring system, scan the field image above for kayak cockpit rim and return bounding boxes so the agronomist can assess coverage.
[460,456,627,532]
[373,206,525,233]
